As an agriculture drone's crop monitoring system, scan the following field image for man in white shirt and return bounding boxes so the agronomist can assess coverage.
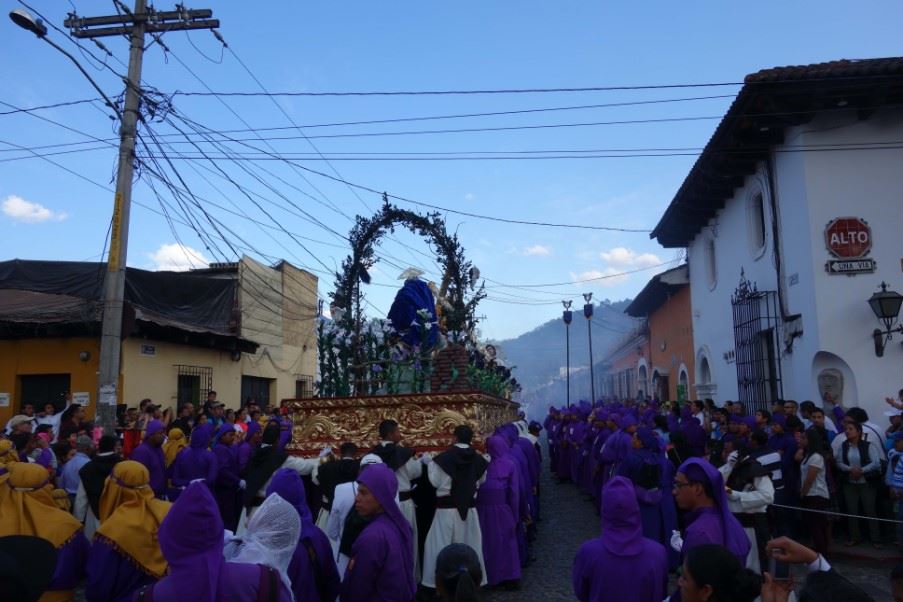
[370,419,424,580]
[421,425,489,589]
[326,453,389,578]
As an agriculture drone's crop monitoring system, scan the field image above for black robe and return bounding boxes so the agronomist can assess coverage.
[433,445,488,520]
[78,453,121,518]
[316,457,359,509]
[242,444,287,508]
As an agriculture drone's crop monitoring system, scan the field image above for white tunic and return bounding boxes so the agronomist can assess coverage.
[420,444,487,588]
[377,441,424,582]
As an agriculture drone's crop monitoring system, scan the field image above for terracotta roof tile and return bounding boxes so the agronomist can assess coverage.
[745,58,903,83]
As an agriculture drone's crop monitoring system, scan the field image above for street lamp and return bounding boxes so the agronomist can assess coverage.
[8,10,122,119]
[583,292,596,404]
[868,281,903,357]
[562,300,573,408]
[9,9,47,36]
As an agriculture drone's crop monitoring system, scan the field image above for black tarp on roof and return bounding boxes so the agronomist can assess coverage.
[0,259,256,351]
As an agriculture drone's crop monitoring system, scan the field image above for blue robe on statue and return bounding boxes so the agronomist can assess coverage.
[387,279,439,347]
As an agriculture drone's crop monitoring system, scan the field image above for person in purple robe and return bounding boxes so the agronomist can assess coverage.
[340,463,416,602]
[169,424,218,502]
[134,481,292,602]
[680,416,708,458]
[266,468,340,602]
[572,476,668,602]
[599,414,637,490]
[237,421,262,473]
[589,415,613,500]
[129,419,167,499]
[476,434,521,588]
[617,428,679,569]
[671,458,751,600]
[497,425,532,567]
[213,424,243,532]
[86,460,171,602]
[569,414,589,485]
[555,413,575,481]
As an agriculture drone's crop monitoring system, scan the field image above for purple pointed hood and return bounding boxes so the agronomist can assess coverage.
[145,419,165,439]
[486,434,510,460]
[677,458,751,561]
[190,424,213,449]
[357,464,416,597]
[158,481,225,602]
[266,468,315,541]
[600,476,644,556]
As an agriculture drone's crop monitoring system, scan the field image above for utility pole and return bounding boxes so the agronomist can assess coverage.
[63,2,219,432]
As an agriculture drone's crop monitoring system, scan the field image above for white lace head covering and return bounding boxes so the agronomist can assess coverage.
[224,493,300,599]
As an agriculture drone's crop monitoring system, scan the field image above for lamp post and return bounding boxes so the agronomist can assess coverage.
[562,300,573,409]
[868,281,903,357]
[583,292,596,404]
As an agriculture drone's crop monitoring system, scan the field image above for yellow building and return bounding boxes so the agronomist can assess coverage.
[0,256,318,425]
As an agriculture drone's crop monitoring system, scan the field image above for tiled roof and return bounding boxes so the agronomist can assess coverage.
[651,57,903,248]
[745,58,903,83]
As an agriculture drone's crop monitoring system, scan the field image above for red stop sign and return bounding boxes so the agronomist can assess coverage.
[825,217,871,259]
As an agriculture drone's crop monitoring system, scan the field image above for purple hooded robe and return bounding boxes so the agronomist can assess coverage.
[213,424,242,531]
[572,477,668,602]
[340,464,416,602]
[169,424,218,502]
[237,421,261,473]
[129,420,167,498]
[677,458,751,563]
[476,435,522,585]
[617,428,679,570]
[266,469,340,602]
[137,481,291,602]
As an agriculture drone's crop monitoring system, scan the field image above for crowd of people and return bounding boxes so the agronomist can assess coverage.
[547,392,903,601]
[0,390,547,602]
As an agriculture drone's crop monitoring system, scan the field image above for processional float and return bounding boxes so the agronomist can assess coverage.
[283,200,520,456]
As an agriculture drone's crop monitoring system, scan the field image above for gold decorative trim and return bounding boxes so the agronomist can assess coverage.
[282,391,519,456]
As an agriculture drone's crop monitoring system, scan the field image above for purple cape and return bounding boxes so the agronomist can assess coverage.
[476,435,521,585]
[340,464,415,602]
[572,477,668,602]
[156,482,225,601]
[266,469,340,602]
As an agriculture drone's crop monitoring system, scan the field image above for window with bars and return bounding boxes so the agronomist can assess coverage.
[731,274,783,414]
[175,365,213,410]
[295,375,314,398]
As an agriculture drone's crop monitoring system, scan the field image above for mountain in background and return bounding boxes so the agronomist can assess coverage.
[492,299,637,418]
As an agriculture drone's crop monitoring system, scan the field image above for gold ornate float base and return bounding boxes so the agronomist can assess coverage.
[282,391,520,456]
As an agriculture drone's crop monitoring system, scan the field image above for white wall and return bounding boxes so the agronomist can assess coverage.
[687,107,903,420]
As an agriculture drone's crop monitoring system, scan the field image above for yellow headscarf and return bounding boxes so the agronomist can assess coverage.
[0,462,83,548]
[96,460,171,578]
[52,488,71,512]
[0,439,17,483]
[162,427,188,468]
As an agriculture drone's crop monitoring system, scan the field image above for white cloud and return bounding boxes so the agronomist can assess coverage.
[600,246,661,269]
[149,243,210,271]
[2,195,68,223]
[522,244,552,257]
[464,193,475,201]
[570,267,627,288]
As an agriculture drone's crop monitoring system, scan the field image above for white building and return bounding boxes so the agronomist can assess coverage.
[651,58,903,420]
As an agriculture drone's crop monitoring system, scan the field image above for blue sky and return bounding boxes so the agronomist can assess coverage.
[2,1,901,340]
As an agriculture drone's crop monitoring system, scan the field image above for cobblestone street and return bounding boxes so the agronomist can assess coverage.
[486,444,897,601]
[485,452,598,601]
